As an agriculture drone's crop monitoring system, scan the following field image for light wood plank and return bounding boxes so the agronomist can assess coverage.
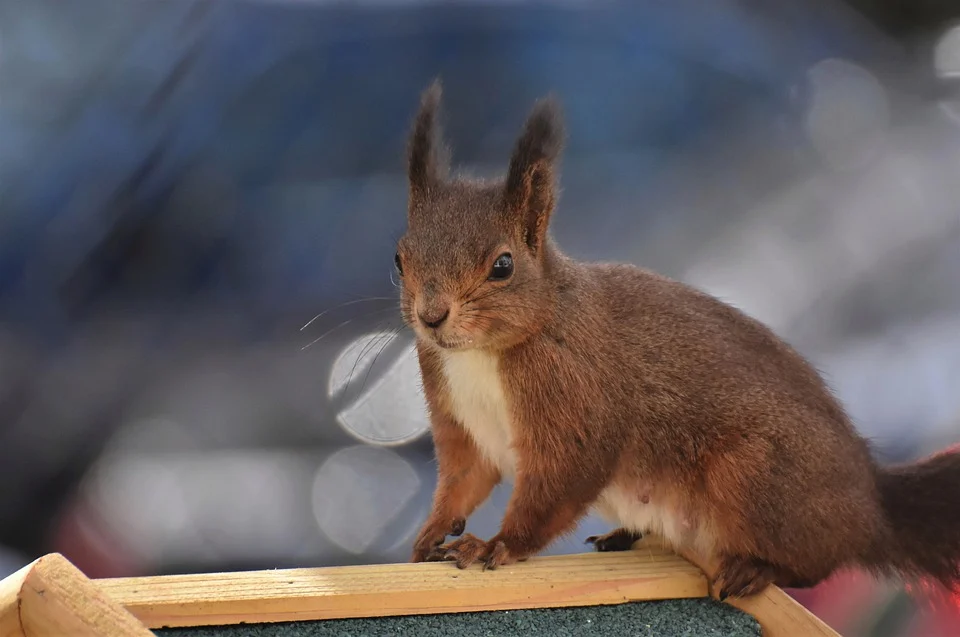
[0,553,153,637]
[729,586,840,637]
[98,547,707,628]
[95,540,839,635]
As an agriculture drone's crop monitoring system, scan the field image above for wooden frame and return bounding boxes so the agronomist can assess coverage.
[1,540,839,637]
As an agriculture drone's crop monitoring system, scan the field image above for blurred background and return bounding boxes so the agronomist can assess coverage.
[0,0,959,634]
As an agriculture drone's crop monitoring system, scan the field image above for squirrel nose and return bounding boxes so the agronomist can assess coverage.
[418,307,450,329]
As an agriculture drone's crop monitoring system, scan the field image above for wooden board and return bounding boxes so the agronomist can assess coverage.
[97,546,707,628]
[0,553,152,637]
[731,586,841,637]
[0,544,841,637]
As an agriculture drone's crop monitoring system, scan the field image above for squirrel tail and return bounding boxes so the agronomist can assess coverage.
[868,447,960,589]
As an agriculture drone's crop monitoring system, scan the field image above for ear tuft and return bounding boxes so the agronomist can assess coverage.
[407,79,449,206]
[505,96,565,251]
[506,97,564,182]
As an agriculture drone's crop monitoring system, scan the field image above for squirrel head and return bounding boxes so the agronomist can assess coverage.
[396,80,565,352]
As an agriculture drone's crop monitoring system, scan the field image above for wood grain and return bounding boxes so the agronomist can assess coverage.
[0,553,152,637]
[98,546,707,628]
[729,586,841,637]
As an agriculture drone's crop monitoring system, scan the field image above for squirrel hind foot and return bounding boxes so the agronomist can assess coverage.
[711,555,822,600]
[585,528,643,552]
[712,555,778,600]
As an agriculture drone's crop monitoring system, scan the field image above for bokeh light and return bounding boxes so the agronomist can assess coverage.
[331,334,429,447]
[311,445,421,555]
[935,24,960,78]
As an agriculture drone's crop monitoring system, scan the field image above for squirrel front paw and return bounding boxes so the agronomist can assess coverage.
[425,533,518,570]
[411,516,467,562]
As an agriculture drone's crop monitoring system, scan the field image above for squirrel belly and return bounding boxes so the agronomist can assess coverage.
[593,484,717,558]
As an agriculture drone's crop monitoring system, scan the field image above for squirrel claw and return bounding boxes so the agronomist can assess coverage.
[482,540,515,570]
[429,534,518,570]
[411,517,469,563]
[423,546,448,562]
[448,551,473,570]
[430,533,488,569]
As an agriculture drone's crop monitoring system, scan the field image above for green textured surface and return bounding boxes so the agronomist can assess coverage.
[153,599,762,637]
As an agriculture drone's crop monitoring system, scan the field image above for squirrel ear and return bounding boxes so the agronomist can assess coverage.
[407,79,449,213]
[504,96,564,253]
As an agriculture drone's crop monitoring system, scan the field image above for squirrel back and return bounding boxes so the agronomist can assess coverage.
[398,80,960,598]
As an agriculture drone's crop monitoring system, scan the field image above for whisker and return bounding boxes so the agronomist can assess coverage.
[461,302,542,313]
[358,326,406,398]
[300,307,401,351]
[458,317,497,337]
[459,311,534,331]
[459,274,491,305]
[389,268,402,289]
[462,278,538,306]
[476,303,537,316]
[457,316,486,327]
[343,327,404,392]
[301,296,399,331]
[340,324,396,364]
[302,320,353,351]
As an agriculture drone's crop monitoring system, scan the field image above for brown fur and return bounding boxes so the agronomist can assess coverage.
[395,80,960,598]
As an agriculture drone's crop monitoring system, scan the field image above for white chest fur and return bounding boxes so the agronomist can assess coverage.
[439,349,517,478]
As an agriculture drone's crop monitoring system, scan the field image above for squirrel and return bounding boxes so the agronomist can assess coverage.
[394,80,960,600]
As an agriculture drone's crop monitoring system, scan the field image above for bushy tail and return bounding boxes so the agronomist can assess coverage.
[871,447,960,589]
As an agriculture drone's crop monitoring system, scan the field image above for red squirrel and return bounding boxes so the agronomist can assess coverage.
[395,80,960,600]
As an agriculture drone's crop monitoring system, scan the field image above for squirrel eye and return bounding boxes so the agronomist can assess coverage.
[489,253,514,280]
[394,252,404,277]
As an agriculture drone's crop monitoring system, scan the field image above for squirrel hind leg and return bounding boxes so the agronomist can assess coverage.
[585,527,643,552]
[711,555,823,600]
